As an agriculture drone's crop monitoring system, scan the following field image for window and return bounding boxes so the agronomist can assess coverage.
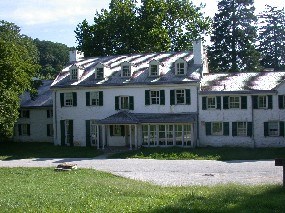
[258,96,267,108]
[64,93,73,106]
[47,124,53,137]
[96,67,104,79]
[268,122,279,136]
[47,109,53,118]
[232,122,252,137]
[115,96,134,110]
[206,122,229,136]
[90,120,98,145]
[122,66,131,77]
[237,122,247,136]
[86,91,103,106]
[113,125,122,136]
[229,96,240,108]
[207,97,216,109]
[150,65,158,76]
[70,69,78,80]
[60,93,77,107]
[170,89,191,105]
[150,91,160,105]
[278,95,285,109]
[110,125,125,136]
[18,124,30,136]
[212,122,223,136]
[20,110,30,118]
[91,92,99,105]
[176,63,185,75]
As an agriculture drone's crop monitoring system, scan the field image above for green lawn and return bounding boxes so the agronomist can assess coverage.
[110,146,285,161]
[0,142,102,160]
[0,167,284,212]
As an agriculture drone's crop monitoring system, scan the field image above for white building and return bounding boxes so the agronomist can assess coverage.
[13,80,54,143]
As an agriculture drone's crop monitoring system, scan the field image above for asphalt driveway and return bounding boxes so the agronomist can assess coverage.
[0,158,283,186]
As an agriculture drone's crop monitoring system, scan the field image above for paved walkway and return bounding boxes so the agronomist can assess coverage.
[0,158,283,186]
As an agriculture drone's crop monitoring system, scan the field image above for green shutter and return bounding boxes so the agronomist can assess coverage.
[278,95,284,109]
[69,120,74,146]
[27,110,30,118]
[202,97,207,110]
[223,96,229,109]
[27,124,30,136]
[60,93,64,107]
[280,121,284,137]
[47,110,50,118]
[121,125,125,136]
[86,120,91,147]
[86,92,90,106]
[110,125,114,136]
[72,92,77,106]
[160,90,165,105]
[186,89,191,105]
[267,95,273,109]
[60,120,65,146]
[18,124,22,136]
[47,124,50,136]
[129,96,134,110]
[252,96,258,109]
[115,96,119,110]
[241,96,247,109]
[264,122,269,137]
[205,122,211,136]
[223,122,229,136]
[216,96,221,109]
[145,90,150,105]
[247,122,253,137]
[170,90,175,105]
[99,91,103,106]
[232,122,237,136]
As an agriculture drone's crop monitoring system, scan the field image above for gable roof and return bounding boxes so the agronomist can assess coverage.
[200,71,285,94]
[51,51,202,89]
[20,80,53,108]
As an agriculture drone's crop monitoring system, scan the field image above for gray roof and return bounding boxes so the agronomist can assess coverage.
[51,51,202,89]
[200,71,285,94]
[99,111,197,124]
[20,80,53,108]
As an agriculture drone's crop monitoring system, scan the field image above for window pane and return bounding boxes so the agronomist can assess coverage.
[150,65,158,76]
[150,90,160,104]
[207,97,216,108]
[237,122,247,136]
[120,97,129,109]
[122,66,131,77]
[212,122,223,135]
[65,93,73,106]
[91,92,99,105]
[229,97,240,108]
[176,90,185,104]
[269,122,279,136]
[96,68,104,79]
[258,96,266,108]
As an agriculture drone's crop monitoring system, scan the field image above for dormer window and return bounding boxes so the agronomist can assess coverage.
[150,65,158,76]
[175,58,187,75]
[70,68,78,80]
[122,66,131,77]
[96,67,104,79]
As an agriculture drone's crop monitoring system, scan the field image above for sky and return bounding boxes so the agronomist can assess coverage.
[0,0,284,47]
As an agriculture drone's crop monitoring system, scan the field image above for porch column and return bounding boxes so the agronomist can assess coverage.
[182,124,185,147]
[147,124,150,147]
[191,123,194,147]
[135,124,138,149]
[97,125,100,150]
[102,125,106,149]
[129,125,132,150]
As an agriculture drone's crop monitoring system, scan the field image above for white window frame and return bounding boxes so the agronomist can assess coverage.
[268,121,279,136]
[150,64,158,76]
[96,67,104,79]
[207,97,216,109]
[47,124,54,137]
[64,93,73,107]
[120,96,129,109]
[237,122,247,136]
[70,68,78,80]
[229,96,240,109]
[212,122,223,136]
[176,62,185,75]
[150,90,160,105]
[122,66,131,77]
[90,91,100,106]
[258,95,267,109]
[175,89,186,104]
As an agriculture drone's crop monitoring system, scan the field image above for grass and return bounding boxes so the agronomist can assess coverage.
[0,142,103,160]
[0,167,284,212]
[110,146,285,161]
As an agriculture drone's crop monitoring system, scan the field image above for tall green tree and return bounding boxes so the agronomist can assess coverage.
[258,5,285,70]
[75,0,211,56]
[208,0,260,73]
[0,20,39,138]
[33,39,69,79]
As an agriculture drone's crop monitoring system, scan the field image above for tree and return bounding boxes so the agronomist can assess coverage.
[34,39,69,79]
[258,5,285,70]
[207,0,260,73]
[75,0,211,56]
[0,20,39,138]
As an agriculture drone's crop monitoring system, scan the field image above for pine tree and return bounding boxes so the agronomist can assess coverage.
[258,5,285,70]
[208,0,260,73]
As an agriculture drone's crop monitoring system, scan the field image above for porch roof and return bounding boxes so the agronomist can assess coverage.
[99,111,197,124]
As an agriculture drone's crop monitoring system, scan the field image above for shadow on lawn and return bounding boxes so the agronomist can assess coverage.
[149,185,285,212]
